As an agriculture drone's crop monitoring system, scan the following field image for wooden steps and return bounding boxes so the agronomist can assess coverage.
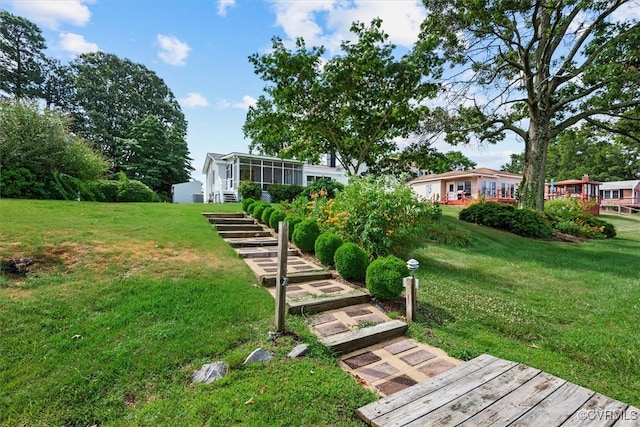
[260,270,332,287]
[235,247,299,258]
[208,217,256,225]
[202,212,245,219]
[217,230,273,239]
[287,289,370,315]
[320,319,408,355]
[214,224,265,232]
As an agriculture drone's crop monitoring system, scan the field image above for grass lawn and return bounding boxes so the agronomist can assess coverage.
[407,206,640,407]
[0,200,375,426]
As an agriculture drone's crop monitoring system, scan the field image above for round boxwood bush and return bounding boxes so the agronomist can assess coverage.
[284,214,303,240]
[269,209,287,231]
[314,232,343,266]
[238,181,262,200]
[252,202,270,221]
[292,219,320,252]
[334,242,368,281]
[242,197,256,212]
[366,255,409,301]
[261,206,275,225]
[247,200,262,215]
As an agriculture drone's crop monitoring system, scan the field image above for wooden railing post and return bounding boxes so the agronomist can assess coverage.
[275,222,289,333]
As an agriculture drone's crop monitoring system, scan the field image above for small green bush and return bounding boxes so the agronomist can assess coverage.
[261,207,275,225]
[314,233,343,265]
[242,197,256,212]
[247,200,262,215]
[116,179,159,202]
[334,242,368,281]
[284,214,303,240]
[238,181,262,200]
[366,256,408,301]
[269,209,287,231]
[292,219,320,252]
[252,202,270,221]
[268,184,304,203]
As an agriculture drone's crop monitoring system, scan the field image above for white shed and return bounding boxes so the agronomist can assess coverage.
[171,180,203,203]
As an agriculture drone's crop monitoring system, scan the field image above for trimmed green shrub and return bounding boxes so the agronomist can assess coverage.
[314,233,343,265]
[268,184,304,203]
[252,202,270,221]
[269,209,287,231]
[94,180,120,202]
[242,197,256,212]
[459,202,553,239]
[292,219,320,252]
[238,181,262,200]
[284,214,303,240]
[247,200,262,215]
[366,256,408,301]
[261,207,275,225]
[334,242,368,281]
[116,179,159,202]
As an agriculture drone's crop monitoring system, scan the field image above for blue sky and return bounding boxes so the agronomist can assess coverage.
[6,0,637,182]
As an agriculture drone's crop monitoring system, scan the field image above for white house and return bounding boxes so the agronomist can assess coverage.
[407,168,522,205]
[202,152,349,203]
[599,180,640,213]
[171,180,203,203]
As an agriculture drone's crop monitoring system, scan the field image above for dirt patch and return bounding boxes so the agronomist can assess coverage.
[1,240,221,287]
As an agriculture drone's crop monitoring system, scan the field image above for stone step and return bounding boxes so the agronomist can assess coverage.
[202,212,245,219]
[261,270,333,287]
[288,289,370,315]
[225,238,279,248]
[218,230,273,239]
[320,320,408,355]
[235,247,299,258]
[214,224,265,232]
[208,217,256,225]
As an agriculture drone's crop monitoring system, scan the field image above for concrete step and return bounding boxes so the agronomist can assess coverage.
[202,212,245,219]
[288,289,370,315]
[218,230,272,239]
[235,247,299,258]
[214,224,265,232]
[320,319,408,355]
[261,270,333,287]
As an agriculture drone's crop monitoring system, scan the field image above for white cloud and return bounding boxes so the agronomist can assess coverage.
[217,0,236,16]
[157,34,191,66]
[10,0,93,30]
[268,0,426,54]
[217,95,257,110]
[58,32,99,55]
[179,92,209,108]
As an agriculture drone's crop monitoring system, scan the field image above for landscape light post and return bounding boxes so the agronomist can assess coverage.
[405,258,419,322]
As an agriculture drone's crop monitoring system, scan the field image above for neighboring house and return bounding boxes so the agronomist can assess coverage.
[545,174,601,215]
[171,180,203,203]
[202,152,349,203]
[407,168,522,205]
[599,180,640,213]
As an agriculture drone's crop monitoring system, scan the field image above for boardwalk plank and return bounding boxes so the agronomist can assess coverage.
[612,406,640,426]
[562,393,628,427]
[356,354,497,423]
[404,363,541,426]
[458,371,566,427]
[369,356,517,426]
[510,382,594,426]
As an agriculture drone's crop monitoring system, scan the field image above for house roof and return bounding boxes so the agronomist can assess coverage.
[554,178,601,185]
[408,168,522,184]
[600,180,640,190]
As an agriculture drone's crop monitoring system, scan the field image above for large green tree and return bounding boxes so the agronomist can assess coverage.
[117,115,193,200]
[416,0,640,210]
[244,19,441,175]
[62,52,192,188]
[0,100,108,199]
[0,10,48,99]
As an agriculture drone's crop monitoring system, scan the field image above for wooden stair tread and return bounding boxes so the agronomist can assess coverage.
[320,319,408,355]
[288,290,370,314]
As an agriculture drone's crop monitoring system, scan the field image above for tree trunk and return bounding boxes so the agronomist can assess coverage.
[519,116,550,211]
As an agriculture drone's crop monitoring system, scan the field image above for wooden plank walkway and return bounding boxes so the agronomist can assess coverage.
[356,354,640,426]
